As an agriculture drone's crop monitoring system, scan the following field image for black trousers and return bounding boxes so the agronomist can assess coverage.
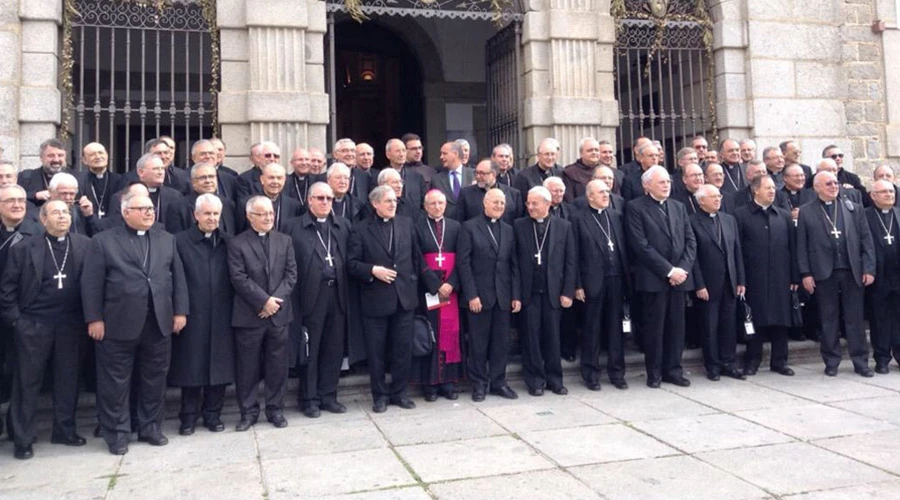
[467,305,511,390]
[520,293,562,391]
[234,325,289,418]
[299,283,345,408]
[816,269,869,369]
[640,289,686,381]
[95,316,170,446]
[696,291,738,374]
[362,309,414,401]
[559,303,580,358]
[9,320,82,446]
[868,290,900,366]
[179,385,226,425]
[581,276,625,384]
[744,326,789,370]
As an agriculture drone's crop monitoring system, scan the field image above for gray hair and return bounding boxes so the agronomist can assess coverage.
[245,195,273,215]
[368,185,395,205]
[538,137,560,154]
[190,161,217,178]
[528,186,552,203]
[762,146,780,160]
[444,141,464,158]
[326,162,350,179]
[308,182,334,200]
[454,138,470,149]
[48,172,78,191]
[385,138,404,153]
[0,184,26,199]
[135,152,161,172]
[636,142,658,157]
[542,176,565,191]
[194,193,223,212]
[641,165,669,185]
[333,138,356,152]
[377,168,401,185]
[693,184,720,201]
[586,179,609,195]
[191,139,214,156]
[676,147,696,161]
[579,137,599,152]
[120,191,149,216]
[492,143,513,156]
[39,138,66,154]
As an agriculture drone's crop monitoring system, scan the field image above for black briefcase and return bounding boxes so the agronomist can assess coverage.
[737,297,755,341]
[296,326,310,366]
[790,290,804,328]
[411,315,435,357]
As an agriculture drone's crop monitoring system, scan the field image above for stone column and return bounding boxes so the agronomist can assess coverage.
[708,0,751,144]
[218,0,328,171]
[521,0,618,164]
[876,0,900,162]
[0,0,21,163]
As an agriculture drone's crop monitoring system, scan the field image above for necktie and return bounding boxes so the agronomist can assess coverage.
[451,171,460,199]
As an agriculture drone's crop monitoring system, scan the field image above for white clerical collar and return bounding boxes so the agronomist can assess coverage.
[4,225,16,232]
[136,230,146,236]
[334,197,344,202]
[204,232,213,238]
[257,231,267,237]
[94,172,105,179]
[535,218,545,223]
[316,217,327,223]
[382,217,391,223]
[755,201,771,210]
[490,218,498,224]
[56,235,66,242]
[596,208,604,215]
[824,200,833,205]
[789,189,798,195]
[147,187,158,193]
[297,175,306,180]
[882,209,891,214]
[709,212,717,218]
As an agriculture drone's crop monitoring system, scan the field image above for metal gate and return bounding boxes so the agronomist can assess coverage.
[485,22,521,166]
[613,0,716,165]
[66,0,217,172]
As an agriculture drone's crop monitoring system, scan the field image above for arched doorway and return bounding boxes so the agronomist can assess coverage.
[333,21,424,155]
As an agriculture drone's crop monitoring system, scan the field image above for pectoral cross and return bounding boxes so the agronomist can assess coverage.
[435,253,445,267]
[886,234,895,245]
[98,209,105,219]
[325,252,334,267]
[535,252,542,265]
[54,272,66,289]
[831,227,842,239]
[608,240,615,252]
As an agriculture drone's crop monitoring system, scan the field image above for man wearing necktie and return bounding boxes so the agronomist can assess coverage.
[434,142,473,221]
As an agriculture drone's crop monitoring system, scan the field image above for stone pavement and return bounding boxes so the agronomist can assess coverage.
[2,359,900,499]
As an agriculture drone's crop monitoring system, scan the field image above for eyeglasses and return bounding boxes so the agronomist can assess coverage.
[192,175,217,181]
[0,197,26,204]
[249,211,275,218]
[310,195,334,202]
[474,171,493,177]
[263,153,280,159]
[874,190,896,195]
[830,154,844,160]
[823,181,839,187]
[127,206,155,214]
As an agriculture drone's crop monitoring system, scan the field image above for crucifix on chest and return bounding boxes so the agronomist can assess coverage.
[53,272,66,289]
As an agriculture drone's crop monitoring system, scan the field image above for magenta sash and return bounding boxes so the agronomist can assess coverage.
[423,252,461,363]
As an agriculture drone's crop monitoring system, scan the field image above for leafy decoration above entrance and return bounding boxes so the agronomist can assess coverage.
[334,0,519,25]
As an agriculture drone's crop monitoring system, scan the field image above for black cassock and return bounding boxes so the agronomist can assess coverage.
[411,216,464,391]
[169,227,235,387]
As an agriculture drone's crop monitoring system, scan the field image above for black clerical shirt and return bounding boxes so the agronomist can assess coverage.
[24,234,81,324]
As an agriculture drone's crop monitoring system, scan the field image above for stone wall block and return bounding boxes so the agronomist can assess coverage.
[713,20,746,49]
[18,122,55,154]
[748,59,793,98]
[795,62,844,99]
[886,125,900,157]
[18,87,60,123]
[18,0,61,22]
[845,101,865,123]
[857,44,880,62]
[752,98,844,137]
[746,0,793,20]
[843,25,879,43]
[0,31,20,82]
[714,47,747,76]
[305,64,324,93]
[246,91,310,121]
[307,93,330,124]
[221,124,252,167]
[842,44,859,62]
[20,21,58,54]
[594,14,616,44]
[0,0,18,23]
[20,52,57,88]
[522,11,550,43]
[245,0,307,28]
[792,0,843,23]
[549,97,603,125]
[220,28,250,62]
[717,99,750,129]
[548,11,597,40]
[524,70,552,97]
[218,0,247,28]
[306,0,327,34]
[866,101,885,122]
[847,122,879,136]
[747,23,840,61]
[523,97,552,126]
[17,157,40,171]
[305,32,324,64]
[846,62,881,80]
[867,138,882,159]
[217,91,248,123]
[523,41,550,73]
[595,44,614,73]
[715,73,746,103]
[221,61,250,92]
[0,86,17,131]
[710,0,745,23]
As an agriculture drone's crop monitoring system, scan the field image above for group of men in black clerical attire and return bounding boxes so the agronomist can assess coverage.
[1,131,899,462]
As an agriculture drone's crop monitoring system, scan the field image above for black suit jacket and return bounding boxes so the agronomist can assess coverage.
[124,166,190,196]
[166,192,238,235]
[514,217,576,308]
[797,199,876,286]
[106,184,185,233]
[284,172,325,207]
[235,194,304,233]
[458,184,523,224]
[626,196,697,292]
[347,215,423,316]
[430,167,475,221]
[726,186,791,213]
[286,214,351,318]
[513,164,563,200]
[782,187,817,210]
[689,212,745,297]
[20,167,78,205]
[78,170,125,218]
[866,206,900,295]
[457,217,520,310]
[0,233,90,326]
[81,226,189,338]
[572,208,630,297]
[227,229,297,328]
[235,166,264,202]
[395,167,426,211]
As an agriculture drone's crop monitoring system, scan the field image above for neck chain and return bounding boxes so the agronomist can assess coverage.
[591,211,615,252]
[486,221,499,249]
[820,203,841,239]
[878,209,895,245]
[331,198,347,218]
[426,217,444,252]
[532,218,550,265]
[45,235,70,289]
[724,165,741,191]
[315,221,334,266]
[90,173,109,218]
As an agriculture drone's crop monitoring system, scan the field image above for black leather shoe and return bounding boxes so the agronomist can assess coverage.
[856,367,875,378]
[647,379,661,388]
[51,433,87,446]
[372,398,388,413]
[204,419,225,432]
[743,366,759,376]
[611,379,628,390]
[471,389,486,402]
[93,424,102,438]
[320,401,347,414]
[14,444,33,460]
[442,390,459,401]
[824,366,838,377]
[267,413,289,428]
[235,416,257,432]
[178,423,195,436]
[562,354,577,363]
[585,381,602,391]
[723,368,747,380]
[424,392,439,402]
[108,442,128,455]
[303,406,321,419]
[390,397,416,410]
[489,386,519,399]
[550,386,568,395]
[663,376,691,387]
[706,372,721,381]
[138,433,169,446]
[528,386,544,396]
[876,364,890,374]
[772,367,795,377]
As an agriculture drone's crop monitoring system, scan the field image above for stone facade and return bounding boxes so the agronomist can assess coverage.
[0,0,899,177]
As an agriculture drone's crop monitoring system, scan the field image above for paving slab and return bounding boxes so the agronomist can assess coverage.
[664,376,809,412]
[632,413,793,453]
[428,469,602,500]
[108,461,264,500]
[578,385,716,422]
[256,418,388,460]
[815,429,900,475]
[373,406,506,446]
[117,428,258,475]
[395,435,554,483]
[0,485,109,500]
[477,397,617,433]
[782,479,900,499]
[736,404,896,441]
[520,423,679,467]
[829,395,900,425]
[0,442,119,491]
[277,398,371,427]
[852,371,900,392]
[263,448,416,498]
[306,486,433,500]
[752,370,896,403]
[696,442,893,496]
[570,455,772,500]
